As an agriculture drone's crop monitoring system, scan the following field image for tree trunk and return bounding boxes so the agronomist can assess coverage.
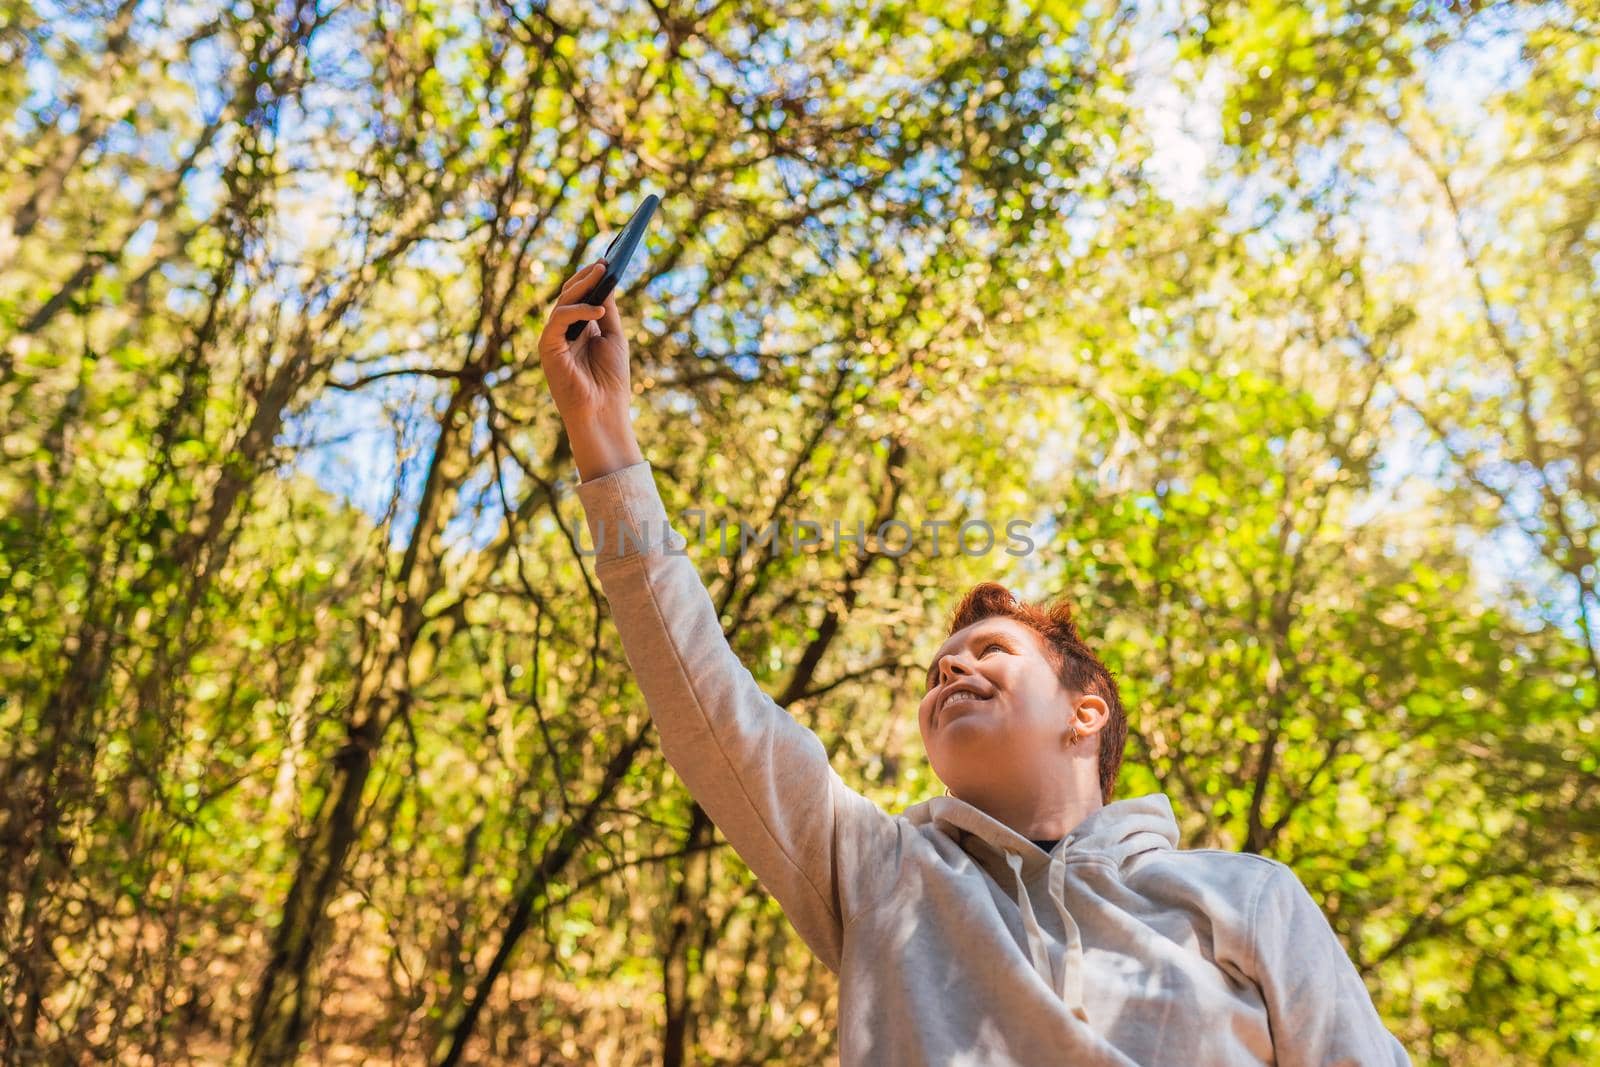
[248,387,470,1064]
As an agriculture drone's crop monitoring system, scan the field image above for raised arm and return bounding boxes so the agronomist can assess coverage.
[535,258,901,971]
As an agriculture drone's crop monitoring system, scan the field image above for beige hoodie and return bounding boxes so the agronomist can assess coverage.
[575,461,1410,1066]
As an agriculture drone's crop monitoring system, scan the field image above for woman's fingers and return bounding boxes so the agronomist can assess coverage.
[541,303,605,349]
[549,303,605,327]
[541,260,624,356]
[558,260,605,302]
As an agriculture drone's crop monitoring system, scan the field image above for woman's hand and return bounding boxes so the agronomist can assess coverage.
[538,260,631,423]
[537,259,644,481]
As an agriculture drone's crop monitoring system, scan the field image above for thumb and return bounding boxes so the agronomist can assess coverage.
[597,290,624,339]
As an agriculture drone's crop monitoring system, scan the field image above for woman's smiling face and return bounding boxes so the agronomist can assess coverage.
[917,616,1082,803]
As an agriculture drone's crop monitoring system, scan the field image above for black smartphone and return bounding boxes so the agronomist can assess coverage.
[564,193,660,341]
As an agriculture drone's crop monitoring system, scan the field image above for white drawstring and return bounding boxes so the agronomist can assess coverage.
[1048,851,1090,1020]
[1005,851,1055,980]
[1005,850,1090,1023]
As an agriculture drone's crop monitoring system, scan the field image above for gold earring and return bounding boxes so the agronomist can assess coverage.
[1066,724,1082,747]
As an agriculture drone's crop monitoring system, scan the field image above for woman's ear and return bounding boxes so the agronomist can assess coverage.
[1071,694,1111,737]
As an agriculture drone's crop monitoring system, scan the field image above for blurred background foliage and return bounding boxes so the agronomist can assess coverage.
[0,0,1596,1062]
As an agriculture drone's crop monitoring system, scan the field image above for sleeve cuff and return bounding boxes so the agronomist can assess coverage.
[572,460,689,566]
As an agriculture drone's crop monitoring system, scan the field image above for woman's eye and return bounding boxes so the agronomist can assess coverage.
[983,642,1005,656]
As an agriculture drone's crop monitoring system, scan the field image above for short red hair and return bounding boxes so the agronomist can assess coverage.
[944,582,1128,804]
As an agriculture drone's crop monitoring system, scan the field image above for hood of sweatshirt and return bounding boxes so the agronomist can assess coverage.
[902,792,1181,874]
[900,792,1182,1020]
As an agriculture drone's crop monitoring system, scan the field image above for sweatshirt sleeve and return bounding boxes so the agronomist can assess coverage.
[572,461,902,972]
[1251,862,1412,1067]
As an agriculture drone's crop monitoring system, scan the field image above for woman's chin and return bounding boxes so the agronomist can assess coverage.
[932,734,1008,783]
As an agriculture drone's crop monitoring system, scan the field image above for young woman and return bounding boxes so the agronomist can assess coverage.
[538,259,1410,1066]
